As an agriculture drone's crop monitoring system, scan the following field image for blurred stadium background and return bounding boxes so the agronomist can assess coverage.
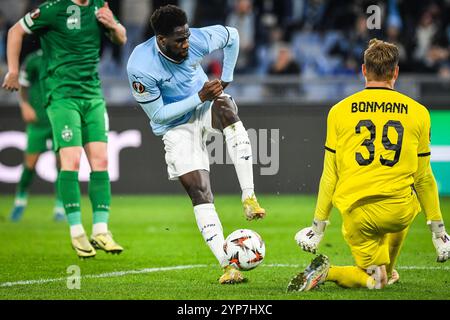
[1,0,449,195]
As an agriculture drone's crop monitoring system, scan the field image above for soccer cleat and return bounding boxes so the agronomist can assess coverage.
[10,205,26,222]
[90,231,123,254]
[287,254,330,292]
[243,195,266,221]
[219,265,245,284]
[71,233,96,259]
[387,269,400,285]
[287,272,306,292]
[9,198,27,222]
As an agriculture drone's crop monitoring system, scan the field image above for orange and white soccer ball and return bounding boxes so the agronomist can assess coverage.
[223,229,265,271]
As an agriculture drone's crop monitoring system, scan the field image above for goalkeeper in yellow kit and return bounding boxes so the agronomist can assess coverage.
[287,39,450,291]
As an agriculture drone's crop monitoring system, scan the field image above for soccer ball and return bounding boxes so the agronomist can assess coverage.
[223,229,265,271]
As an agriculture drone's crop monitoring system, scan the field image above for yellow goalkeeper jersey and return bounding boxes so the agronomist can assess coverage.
[325,87,431,213]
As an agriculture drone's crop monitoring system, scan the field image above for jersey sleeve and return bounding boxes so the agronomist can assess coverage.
[418,109,431,157]
[199,25,239,82]
[324,105,338,153]
[19,3,53,34]
[413,107,441,221]
[199,25,231,53]
[414,158,443,221]
[314,105,339,220]
[127,68,161,104]
[127,66,202,125]
[314,151,338,221]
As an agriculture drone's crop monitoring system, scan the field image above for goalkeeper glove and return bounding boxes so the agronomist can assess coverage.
[294,219,328,254]
[428,220,450,263]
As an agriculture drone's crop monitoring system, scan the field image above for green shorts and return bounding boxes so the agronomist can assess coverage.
[47,98,109,151]
[26,123,53,153]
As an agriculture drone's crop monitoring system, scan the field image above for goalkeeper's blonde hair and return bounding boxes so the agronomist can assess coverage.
[364,38,399,81]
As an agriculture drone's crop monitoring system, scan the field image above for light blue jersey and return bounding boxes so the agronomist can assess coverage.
[127,25,239,136]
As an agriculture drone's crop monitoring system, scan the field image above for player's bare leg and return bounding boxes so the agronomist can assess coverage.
[10,153,39,221]
[179,170,244,284]
[85,142,122,254]
[24,153,39,173]
[211,95,265,221]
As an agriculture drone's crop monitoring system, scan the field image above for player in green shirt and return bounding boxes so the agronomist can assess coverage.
[10,48,65,222]
[3,0,127,258]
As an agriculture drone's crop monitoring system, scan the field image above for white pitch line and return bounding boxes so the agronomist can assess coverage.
[0,277,67,288]
[1,263,449,288]
[396,266,450,270]
[0,264,208,288]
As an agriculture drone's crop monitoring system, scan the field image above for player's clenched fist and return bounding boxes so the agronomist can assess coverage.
[198,79,223,102]
[2,71,20,91]
[295,219,328,254]
[96,2,116,30]
[429,221,450,262]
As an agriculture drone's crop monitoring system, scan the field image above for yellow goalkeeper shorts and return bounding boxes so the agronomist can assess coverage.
[341,190,420,269]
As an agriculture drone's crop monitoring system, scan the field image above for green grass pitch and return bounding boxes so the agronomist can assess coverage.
[0,194,449,300]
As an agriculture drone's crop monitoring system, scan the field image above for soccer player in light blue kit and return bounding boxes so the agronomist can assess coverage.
[127,5,266,284]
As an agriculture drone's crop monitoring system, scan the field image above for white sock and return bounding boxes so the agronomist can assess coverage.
[242,188,255,201]
[70,224,86,238]
[92,222,108,235]
[223,121,255,201]
[194,203,228,267]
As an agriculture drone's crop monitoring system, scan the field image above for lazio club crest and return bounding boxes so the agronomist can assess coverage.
[61,125,73,142]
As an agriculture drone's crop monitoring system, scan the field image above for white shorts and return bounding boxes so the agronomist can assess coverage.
[162,100,221,180]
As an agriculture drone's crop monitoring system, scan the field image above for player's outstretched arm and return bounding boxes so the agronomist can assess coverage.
[2,22,27,91]
[295,150,337,253]
[295,107,339,254]
[414,157,442,221]
[414,157,449,262]
[96,2,127,45]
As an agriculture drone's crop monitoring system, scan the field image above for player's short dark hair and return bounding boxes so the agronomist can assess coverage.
[364,38,399,81]
[150,5,188,36]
